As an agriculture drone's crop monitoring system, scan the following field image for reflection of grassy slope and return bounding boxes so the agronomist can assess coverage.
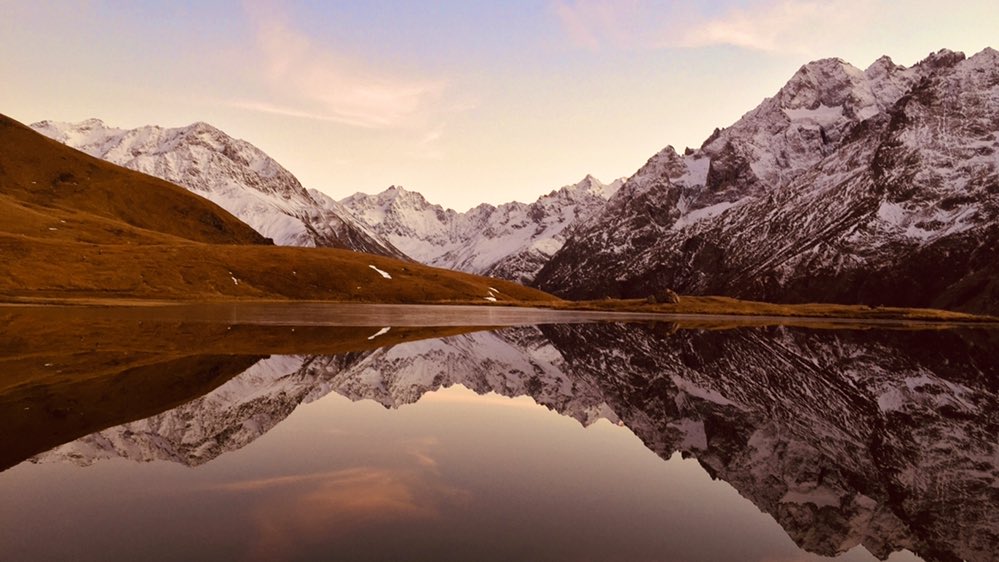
[0,113,557,304]
[539,295,997,324]
[1,354,261,472]
[0,309,488,471]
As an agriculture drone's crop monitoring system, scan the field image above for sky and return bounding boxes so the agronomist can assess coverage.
[1,0,997,210]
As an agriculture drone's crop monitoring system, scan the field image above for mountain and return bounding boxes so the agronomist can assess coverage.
[30,118,406,258]
[535,48,999,315]
[0,114,268,247]
[340,175,623,283]
[0,113,557,303]
[32,323,999,561]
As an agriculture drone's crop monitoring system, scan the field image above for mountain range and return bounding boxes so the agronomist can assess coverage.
[0,113,554,303]
[31,118,624,283]
[339,175,623,283]
[27,47,999,314]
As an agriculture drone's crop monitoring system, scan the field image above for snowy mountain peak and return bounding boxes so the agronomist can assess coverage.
[187,120,219,133]
[76,117,109,129]
[340,175,623,283]
[917,48,966,69]
[32,118,405,257]
[965,46,999,70]
[567,174,623,199]
[777,58,870,111]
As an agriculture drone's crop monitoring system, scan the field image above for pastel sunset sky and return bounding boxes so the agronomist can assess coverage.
[2,0,996,209]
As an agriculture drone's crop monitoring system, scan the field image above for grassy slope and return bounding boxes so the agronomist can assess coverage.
[0,235,555,303]
[0,113,557,304]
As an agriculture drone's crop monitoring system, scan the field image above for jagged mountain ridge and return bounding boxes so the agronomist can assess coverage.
[32,324,999,562]
[30,118,406,258]
[340,175,624,283]
[535,48,999,314]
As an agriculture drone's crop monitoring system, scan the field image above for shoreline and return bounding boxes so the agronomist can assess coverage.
[2,295,996,328]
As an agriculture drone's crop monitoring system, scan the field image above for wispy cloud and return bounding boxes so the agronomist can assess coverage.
[678,0,876,55]
[551,0,879,56]
[551,0,649,51]
[213,460,470,560]
[232,0,446,129]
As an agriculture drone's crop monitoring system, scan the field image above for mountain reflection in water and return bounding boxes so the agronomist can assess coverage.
[2,308,996,562]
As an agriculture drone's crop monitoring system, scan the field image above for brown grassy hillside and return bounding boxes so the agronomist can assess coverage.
[0,113,557,304]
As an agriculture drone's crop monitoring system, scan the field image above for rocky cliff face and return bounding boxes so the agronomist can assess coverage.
[32,323,999,561]
[339,175,623,283]
[535,49,999,314]
[30,119,406,258]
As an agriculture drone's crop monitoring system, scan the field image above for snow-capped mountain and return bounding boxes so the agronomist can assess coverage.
[32,323,999,561]
[30,118,406,258]
[340,175,623,283]
[535,48,999,314]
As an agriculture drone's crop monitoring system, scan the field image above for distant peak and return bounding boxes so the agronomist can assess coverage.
[811,56,847,65]
[651,145,682,161]
[796,57,851,74]
[573,174,603,190]
[917,48,965,69]
[37,117,109,130]
[865,55,897,72]
[186,121,222,135]
[968,46,999,62]
[378,185,432,206]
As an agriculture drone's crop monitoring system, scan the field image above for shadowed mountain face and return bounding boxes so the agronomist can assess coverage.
[24,323,999,562]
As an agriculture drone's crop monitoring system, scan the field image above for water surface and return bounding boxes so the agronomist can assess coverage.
[1,305,996,561]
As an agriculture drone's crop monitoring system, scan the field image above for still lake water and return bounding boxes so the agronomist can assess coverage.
[1,304,996,561]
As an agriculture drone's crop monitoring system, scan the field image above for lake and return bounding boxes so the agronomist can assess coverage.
[1,304,996,561]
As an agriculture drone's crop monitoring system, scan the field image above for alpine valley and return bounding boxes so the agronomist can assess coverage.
[32,119,625,284]
[31,47,999,315]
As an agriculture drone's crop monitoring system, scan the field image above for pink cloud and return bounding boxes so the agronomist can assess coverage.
[232,0,446,129]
